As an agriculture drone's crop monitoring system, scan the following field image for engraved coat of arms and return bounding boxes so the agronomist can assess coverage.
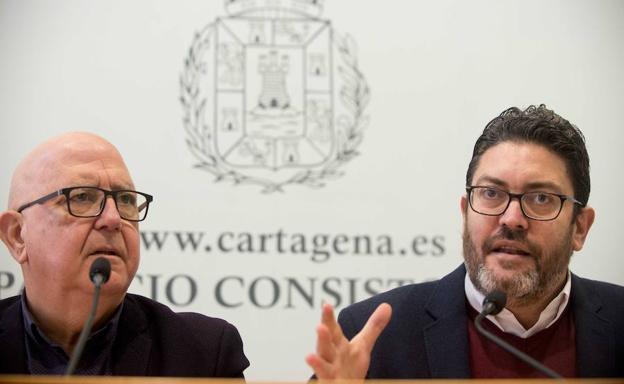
[180,0,369,192]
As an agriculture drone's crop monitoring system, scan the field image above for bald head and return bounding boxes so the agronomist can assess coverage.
[8,132,131,210]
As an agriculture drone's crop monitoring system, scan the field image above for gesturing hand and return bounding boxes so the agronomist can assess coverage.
[305,302,392,379]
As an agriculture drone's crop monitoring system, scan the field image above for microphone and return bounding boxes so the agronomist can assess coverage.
[474,291,563,379]
[89,257,112,285]
[482,290,506,315]
[65,257,111,376]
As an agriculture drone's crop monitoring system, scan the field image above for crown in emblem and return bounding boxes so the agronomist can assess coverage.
[225,0,324,18]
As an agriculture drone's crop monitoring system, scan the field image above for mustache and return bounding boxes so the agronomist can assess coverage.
[482,226,539,256]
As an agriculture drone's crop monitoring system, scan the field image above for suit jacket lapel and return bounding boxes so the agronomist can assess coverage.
[572,274,616,377]
[0,297,29,374]
[422,265,471,378]
[111,295,153,375]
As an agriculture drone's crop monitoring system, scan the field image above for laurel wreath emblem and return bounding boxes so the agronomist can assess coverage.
[180,23,369,193]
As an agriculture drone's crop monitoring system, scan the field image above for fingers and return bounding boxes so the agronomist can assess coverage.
[308,305,342,379]
[321,303,345,345]
[315,324,336,362]
[352,302,392,353]
[307,302,392,380]
[305,353,335,379]
[308,304,349,379]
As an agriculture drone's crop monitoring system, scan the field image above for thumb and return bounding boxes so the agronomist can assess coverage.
[353,302,392,353]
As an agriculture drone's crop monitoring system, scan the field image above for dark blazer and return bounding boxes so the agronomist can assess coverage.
[338,264,624,378]
[0,293,249,377]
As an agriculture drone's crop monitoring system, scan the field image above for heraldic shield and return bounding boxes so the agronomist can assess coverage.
[181,0,369,192]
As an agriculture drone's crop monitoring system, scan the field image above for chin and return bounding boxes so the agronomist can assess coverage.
[476,263,539,297]
[487,256,535,274]
[100,275,130,295]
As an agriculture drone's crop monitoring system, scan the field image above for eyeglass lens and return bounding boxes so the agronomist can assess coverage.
[470,187,561,220]
[67,187,147,220]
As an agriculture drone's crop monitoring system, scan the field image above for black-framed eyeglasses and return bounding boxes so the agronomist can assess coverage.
[17,186,154,222]
[466,186,583,221]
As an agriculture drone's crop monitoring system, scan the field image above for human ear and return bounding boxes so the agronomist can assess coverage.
[460,195,468,220]
[0,211,28,264]
[572,206,595,251]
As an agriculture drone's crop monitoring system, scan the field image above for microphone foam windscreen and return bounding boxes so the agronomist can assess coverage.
[89,257,112,283]
[483,290,507,315]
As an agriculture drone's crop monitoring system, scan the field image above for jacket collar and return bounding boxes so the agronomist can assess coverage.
[421,268,618,377]
[571,274,616,377]
[422,264,471,378]
[110,294,153,375]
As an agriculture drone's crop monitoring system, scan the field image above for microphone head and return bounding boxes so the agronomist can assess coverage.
[483,290,507,315]
[89,257,112,284]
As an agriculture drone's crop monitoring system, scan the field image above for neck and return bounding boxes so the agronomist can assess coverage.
[24,287,121,355]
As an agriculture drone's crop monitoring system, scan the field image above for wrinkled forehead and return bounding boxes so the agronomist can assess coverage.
[10,134,134,208]
[49,139,132,186]
[472,141,573,193]
[55,149,134,189]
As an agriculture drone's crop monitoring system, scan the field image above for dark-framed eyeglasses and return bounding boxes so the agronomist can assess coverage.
[17,186,154,222]
[466,186,583,221]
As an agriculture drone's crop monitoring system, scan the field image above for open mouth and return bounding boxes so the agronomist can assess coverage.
[90,249,119,257]
[492,246,530,256]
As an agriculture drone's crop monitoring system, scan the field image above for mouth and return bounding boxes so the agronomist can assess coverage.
[488,240,532,257]
[89,248,121,258]
[491,246,531,256]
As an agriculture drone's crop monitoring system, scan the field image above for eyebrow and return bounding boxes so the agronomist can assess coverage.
[71,175,96,183]
[108,180,135,190]
[70,175,134,191]
[474,176,564,193]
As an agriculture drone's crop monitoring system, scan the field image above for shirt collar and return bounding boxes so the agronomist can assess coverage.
[464,270,571,338]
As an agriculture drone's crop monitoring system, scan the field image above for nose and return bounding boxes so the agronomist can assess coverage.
[95,196,122,231]
[498,198,529,230]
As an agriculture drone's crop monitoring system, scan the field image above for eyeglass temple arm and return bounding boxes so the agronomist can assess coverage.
[16,190,64,213]
[137,195,153,212]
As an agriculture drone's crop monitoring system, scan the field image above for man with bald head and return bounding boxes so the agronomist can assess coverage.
[0,132,249,376]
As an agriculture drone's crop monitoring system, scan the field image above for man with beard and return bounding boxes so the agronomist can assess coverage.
[306,105,624,378]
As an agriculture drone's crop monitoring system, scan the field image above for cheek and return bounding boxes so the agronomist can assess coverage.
[123,227,141,274]
[465,212,495,246]
[538,223,575,255]
[23,219,89,284]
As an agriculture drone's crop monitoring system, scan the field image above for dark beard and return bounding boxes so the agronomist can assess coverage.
[463,224,573,305]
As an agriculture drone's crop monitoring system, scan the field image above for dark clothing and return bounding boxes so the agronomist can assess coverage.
[337,264,624,378]
[467,304,576,378]
[21,293,122,375]
[0,293,249,377]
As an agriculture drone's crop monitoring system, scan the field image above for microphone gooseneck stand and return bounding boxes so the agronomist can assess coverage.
[475,291,563,380]
[65,257,111,376]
